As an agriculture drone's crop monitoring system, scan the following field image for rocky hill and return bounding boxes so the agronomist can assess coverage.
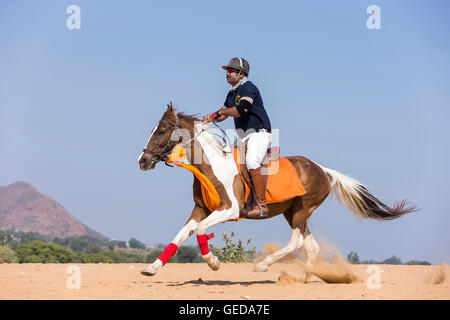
[0,181,106,239]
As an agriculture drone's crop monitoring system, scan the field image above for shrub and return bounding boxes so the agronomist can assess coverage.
[210,231,256,262]
[99,250,124,263]
[145,250,162,263]
[405,260,431,265]
[172,246,202,263]
[0,236,18,263]
[144,246,203,263]
[15,240,75,263]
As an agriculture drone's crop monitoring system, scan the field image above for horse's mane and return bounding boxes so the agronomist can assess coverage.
[176,112,202,122]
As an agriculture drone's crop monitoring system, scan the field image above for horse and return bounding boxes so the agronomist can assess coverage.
[138,103,417,279]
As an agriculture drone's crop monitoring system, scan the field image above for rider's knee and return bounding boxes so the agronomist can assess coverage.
[246,159,262,171]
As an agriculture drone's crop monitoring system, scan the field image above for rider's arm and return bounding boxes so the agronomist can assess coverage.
[219,98,253,118]
[212,106,229,122]
[217,106,239,118]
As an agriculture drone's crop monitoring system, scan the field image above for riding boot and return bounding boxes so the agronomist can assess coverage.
[247,167,269,217]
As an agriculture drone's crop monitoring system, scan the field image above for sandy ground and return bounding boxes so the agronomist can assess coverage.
[0,262,448,300]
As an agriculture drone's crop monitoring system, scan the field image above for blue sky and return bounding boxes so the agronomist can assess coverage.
[1,1,449,264]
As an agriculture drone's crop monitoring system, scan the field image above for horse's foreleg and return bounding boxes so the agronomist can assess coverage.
[196,208,239,271]
[140,206,205,277]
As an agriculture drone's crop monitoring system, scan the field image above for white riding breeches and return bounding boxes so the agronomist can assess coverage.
[241,131,272,170]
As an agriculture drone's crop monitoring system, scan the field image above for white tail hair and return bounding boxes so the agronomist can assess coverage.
[318,165,417,220]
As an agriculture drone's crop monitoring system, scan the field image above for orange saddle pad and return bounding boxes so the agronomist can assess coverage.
[233,147,306,204]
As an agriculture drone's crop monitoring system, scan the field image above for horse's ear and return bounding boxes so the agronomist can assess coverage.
[166,102,175,115]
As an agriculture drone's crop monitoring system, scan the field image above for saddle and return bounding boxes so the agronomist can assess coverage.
[233,144,306,214]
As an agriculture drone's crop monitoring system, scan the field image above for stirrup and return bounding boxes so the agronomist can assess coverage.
[247,203,269,218]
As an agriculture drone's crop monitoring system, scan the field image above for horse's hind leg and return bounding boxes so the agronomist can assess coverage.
[254,198,313,272]
[254,226,304,272]
[302,227,320,282]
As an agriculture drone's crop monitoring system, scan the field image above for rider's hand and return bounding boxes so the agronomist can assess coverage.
[203,111,219,122]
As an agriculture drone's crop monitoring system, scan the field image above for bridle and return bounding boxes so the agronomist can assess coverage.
[142,115,232,167]
[142,116,180,165]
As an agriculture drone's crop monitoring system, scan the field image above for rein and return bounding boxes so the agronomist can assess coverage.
[142,116,232,167]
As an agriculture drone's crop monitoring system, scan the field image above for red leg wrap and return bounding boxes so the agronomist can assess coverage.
[197,234,210,255]
[158,243,178,265]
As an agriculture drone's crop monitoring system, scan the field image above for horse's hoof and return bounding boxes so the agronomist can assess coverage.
[140,260,162,276]
[208,255,220,271]
[203,253,220,271]
[253,262,268,272]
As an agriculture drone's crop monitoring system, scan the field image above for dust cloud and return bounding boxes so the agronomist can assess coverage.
[426,263,447,285]
[260,239,361,284]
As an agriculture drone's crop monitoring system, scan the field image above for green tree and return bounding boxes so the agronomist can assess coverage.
[115,241,127,249]
[381,255,402,265]
[128,238,146,250]
[0,231,13,243]
[20,232,48,244]
[15,240,75,263]
[53,237,90,253]
[210,231,256,262]
[347,251,360,264]
[86,244,102,254]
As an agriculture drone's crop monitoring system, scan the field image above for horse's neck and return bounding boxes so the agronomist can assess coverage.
[185,123,234,173]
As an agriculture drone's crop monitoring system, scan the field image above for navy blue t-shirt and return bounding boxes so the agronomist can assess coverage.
[224,80,271,133]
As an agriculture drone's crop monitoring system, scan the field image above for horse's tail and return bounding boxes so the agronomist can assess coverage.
[318,165,418,220]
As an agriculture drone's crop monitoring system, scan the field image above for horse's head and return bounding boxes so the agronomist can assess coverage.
[138,103,183,171]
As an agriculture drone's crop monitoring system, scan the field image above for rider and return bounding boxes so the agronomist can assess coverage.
[204,57,272,217]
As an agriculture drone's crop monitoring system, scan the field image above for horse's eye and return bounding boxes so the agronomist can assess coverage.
[158,131,166,135]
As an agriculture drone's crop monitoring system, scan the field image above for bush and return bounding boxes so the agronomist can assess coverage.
[405,260,431,265]
[144,246,203,263]
[15,240,75,263]
[116,250,147,263]
[210,231,256,262]
[0,236,18,263]
[145,250,162,263]
[99,250,124,263]
[176,246,202,263]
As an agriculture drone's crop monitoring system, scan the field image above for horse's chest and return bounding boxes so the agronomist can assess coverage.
[198,137,239,197]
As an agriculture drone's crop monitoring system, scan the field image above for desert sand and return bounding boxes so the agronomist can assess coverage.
[0,262,448,300]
